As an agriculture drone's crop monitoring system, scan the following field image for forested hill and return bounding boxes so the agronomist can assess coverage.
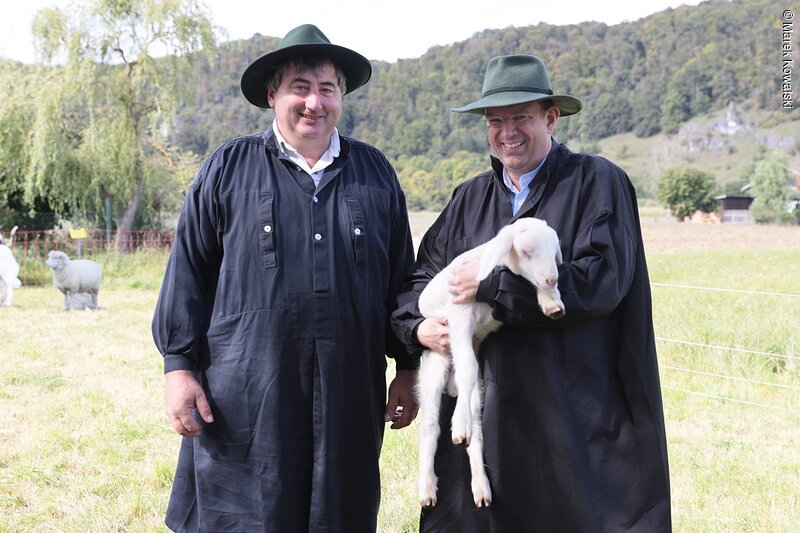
[174,0,788,163]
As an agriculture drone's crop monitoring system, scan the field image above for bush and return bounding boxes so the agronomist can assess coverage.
[749,152,795,225]
[656,167,716,220]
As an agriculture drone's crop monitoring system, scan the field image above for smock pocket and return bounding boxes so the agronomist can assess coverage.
[258,191,277,269]
[345,195,367,270]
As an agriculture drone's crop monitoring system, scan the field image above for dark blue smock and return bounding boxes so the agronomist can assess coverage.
[392,141,671,532]
[152,128,416,532]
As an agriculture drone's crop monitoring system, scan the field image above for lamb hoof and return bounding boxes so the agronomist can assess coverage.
[472,489,492,508]
[451,433,471,447]
[419,480,438,507]
[544,302,565,320]
[472,478,492,507]
[451,412,472,447]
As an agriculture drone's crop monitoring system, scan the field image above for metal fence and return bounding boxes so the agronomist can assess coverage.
[10,229,174,286]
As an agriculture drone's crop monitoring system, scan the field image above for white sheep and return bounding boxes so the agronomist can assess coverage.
[45,250,103,310]
[416,217,565,508]
[0,226,21,307]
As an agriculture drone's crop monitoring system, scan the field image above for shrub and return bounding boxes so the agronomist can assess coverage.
[656,167,716,220]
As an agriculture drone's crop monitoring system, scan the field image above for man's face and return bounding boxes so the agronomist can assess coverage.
[267,61,343,152]
[485,101,559,180]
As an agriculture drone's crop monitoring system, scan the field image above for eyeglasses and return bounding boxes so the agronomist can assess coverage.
[485,114,532,129]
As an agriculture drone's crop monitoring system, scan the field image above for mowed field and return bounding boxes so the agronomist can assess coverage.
[1,219,799,532]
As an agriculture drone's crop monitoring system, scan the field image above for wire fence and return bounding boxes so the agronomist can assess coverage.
[6,227,799,410]
[652,283,799,414]
[8,229,174,286]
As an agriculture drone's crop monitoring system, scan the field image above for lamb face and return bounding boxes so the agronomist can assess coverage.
[509,223,562,290]
[45,251,68,272]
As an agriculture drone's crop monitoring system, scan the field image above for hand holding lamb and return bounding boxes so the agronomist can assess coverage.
[45,250,103,310]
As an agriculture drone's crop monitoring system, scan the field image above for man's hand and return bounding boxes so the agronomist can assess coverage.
[448,256,480,304]
[416,317,450,355]
[384,369,419,429]
[164,370,214,437]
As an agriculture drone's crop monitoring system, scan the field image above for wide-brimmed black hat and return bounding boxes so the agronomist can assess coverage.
[453,54,582,116]
[240,24,372,108]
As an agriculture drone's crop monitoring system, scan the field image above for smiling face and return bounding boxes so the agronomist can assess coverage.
[267,60,343,159]
[485,101,559,182]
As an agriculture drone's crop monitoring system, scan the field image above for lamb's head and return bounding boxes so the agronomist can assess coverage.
[477,218,562,290]
[45,250,69,272]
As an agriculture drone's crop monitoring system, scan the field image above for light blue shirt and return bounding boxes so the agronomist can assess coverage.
[503,156,547,215]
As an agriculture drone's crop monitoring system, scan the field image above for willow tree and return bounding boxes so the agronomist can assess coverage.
[29,0,215,249]
[0,61,34,213]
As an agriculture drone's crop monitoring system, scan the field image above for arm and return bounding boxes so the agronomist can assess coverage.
[478,213,637,326]
[152,155,223,434]
[382,168,420,428]
[390,206,453,351]
[477,168,640,326]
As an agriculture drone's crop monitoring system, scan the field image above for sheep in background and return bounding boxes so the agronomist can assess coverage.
[45,250,103,310]
[0,226,21,307]
[416,217,565,508]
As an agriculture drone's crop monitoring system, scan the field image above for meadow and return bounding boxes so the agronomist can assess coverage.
[1,220,799,532]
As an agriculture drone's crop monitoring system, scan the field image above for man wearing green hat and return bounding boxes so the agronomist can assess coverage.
[153,24,418,532]
[393,54,671,531]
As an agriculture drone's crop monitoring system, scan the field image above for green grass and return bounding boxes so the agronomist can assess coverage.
[1,246,798,532]
[650,249,800,532]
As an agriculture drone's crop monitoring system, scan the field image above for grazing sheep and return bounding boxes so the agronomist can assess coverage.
[0,226,21,307]
[416,217,565,508]
[45,250,103,310]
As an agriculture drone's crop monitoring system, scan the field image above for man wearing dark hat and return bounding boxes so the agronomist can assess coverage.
[393,54,671,531]
[153,24,418,532]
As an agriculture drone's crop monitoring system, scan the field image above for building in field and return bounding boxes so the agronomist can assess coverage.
[714,195,754,224]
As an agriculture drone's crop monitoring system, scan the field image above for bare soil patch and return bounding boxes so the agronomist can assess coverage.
[640,219,800,253]
[408,212,800,254]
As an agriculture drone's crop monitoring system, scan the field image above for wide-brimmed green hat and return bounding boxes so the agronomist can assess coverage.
[452,54,581,116]
[241,24,372,108]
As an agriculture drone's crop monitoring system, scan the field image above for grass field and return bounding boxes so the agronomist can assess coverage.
[1,221,798,532]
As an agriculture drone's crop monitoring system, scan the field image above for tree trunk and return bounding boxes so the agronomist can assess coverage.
[115,166,143,252]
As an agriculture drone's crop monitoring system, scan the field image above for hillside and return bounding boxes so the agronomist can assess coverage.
[1,0,796,221]
[164,0,797,210]
[590,104,800,199]
[173,0,791,155]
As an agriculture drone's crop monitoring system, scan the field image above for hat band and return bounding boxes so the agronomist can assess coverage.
[482,86,554,97]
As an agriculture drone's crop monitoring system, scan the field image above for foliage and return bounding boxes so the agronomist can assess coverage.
[25,0,215,247]
[748,152,795,224]
[656,167,716,220]
[395,151,488,210]
[0,0,791,221]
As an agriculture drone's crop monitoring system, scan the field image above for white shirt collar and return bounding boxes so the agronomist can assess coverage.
[272,119,340,176]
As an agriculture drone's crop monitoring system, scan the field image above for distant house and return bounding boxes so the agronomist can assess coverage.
[714,195,754,224]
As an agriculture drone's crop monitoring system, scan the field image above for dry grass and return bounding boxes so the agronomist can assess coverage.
[1,220,798,532]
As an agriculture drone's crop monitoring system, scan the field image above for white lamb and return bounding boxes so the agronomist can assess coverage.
[45,250,103,310]
[416,217,565,508]
[0,226,21,307]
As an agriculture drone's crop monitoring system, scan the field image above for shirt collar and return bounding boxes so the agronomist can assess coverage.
[271,119,340,174]
[502,155,548,193]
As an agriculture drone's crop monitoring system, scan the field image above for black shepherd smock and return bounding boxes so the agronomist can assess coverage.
[153,127,416,532]
[392,140,671,532]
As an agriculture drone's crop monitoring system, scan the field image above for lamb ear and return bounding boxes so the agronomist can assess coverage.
[477,225,516,280]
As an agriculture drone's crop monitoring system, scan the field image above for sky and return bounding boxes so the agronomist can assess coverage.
[0,0,704,64]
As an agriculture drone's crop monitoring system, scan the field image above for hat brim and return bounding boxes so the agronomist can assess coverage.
[452,91,582,116]
[241,43,372,108]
